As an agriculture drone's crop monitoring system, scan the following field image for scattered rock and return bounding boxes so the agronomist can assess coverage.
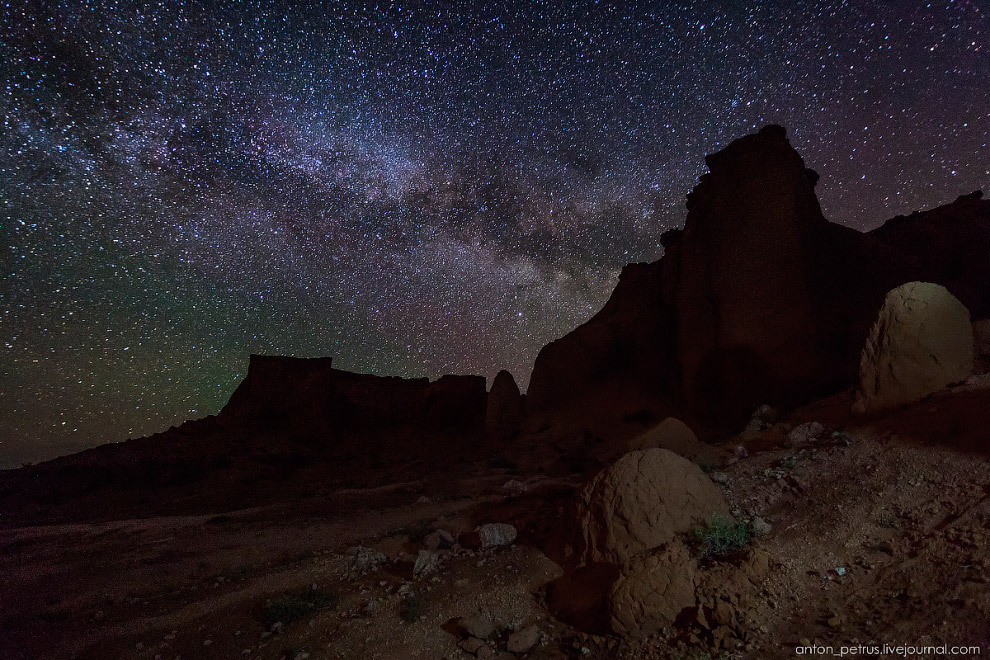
[709,471,730,484]
[477,523,517,549]
[750,516,771,537]
[745,404,779,432]
[506,624,541,654]
[855,282,974,413]
[458,613,496,640]
[575,449,731,568]
[459,637,486,654]
[347,546,387,577]
[412,549,442,578]
[608,543,697,638]
[713,600,736,628]
[787,421,825,445]
[745,548,771,584]
[422,529,454,551]
[501,479,528,494]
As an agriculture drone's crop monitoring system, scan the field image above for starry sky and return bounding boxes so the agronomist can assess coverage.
[2,1,987,467]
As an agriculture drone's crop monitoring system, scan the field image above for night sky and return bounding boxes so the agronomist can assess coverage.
[2,2,987,467]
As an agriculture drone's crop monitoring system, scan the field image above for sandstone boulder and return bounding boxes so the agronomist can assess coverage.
[855,282,974,413]
[974,319,990,374]
[626,417,697,453]
[574,449,729,568]
[607,542,697,638]
[485,370,523,435]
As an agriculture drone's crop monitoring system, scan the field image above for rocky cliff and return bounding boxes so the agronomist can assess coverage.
[221,355,487,430]
[527,126,990,425]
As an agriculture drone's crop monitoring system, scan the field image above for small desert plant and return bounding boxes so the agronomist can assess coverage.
[262,587,335,628]
[693,514,751,559]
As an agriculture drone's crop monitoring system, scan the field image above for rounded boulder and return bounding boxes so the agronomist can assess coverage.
[608,542,697,638]
[855,282,974,413]
[574,448,730,568]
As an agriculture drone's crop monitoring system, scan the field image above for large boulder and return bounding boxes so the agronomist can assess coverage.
[974,319,990,374]
[626,417,698,453]
[855,282,974,413]
[607,542,697,638]
[485,370,523,435]
[574,449,729,568]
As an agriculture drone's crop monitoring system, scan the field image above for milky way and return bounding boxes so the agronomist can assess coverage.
[1,1,987,465]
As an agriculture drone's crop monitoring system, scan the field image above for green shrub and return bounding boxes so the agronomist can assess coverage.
[693,514,751,559]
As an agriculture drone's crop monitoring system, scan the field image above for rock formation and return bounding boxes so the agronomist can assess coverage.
[526,126,990,426]
[869,191,990,319]
[573,449,729,568]
[854,282,974,413]
[220,355,337,423]
[485,370,523,436]
[221,354,486,430]
[526,259,672,412]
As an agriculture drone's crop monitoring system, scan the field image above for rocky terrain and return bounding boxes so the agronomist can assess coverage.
[1,126,988,659]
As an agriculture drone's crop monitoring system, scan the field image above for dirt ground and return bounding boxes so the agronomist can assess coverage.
[1,384,988,659]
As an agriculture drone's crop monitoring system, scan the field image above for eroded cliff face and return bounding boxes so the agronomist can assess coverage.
[220,355,487,430]
[526,260,673,413]
[526,126,990,427]
[869,190,990,319]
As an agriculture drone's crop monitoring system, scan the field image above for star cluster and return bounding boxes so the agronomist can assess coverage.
[2,1,987,466]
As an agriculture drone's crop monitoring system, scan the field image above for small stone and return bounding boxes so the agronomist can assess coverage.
[502,479,528,494]
[714,601,735,627]
[506,624,540,654]
[459,637,486,654]
[203,639,212,646]
[788,422,825,445]
[413,549,442,578]
[477,523,517,549]
[750,516,771,537]
[709,471,729,484]
[733,445,749,458]
[422,529,455,550]
[347,546,387,577]
[458,613,496,639]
